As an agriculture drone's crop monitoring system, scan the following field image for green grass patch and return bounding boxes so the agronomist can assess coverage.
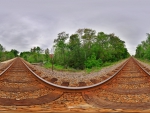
[43,62,80,72]
[53,64,81,72]
[102,62,112,67]
[85,66,102,74]
[43,62,52,68]
[136,58,150,65]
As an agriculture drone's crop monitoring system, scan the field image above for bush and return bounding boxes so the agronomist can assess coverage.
[85,54,103,68]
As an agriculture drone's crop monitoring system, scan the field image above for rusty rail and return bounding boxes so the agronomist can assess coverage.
[21,57,130,90]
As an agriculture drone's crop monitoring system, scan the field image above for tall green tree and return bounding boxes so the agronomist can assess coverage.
[53,28,129,69]
[94,32,109,61]
[0,44,4,61]
[82,28,96,59]
[135,33,150,60]
[45,48,50,62]
[0,44,4,52]
[10,49,19,57]
[68,34,85,69]
[54,32,69,67]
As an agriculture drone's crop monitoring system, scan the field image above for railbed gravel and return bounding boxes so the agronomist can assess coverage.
[27,58,128,86]
[0,58,15,73]
[136,59,150,72]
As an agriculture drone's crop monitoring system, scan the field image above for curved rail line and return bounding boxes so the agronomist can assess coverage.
[0,59,15,76]
[134,58,150,76]
[0,57,150,110]
[0,58,63,106]
[83,57,150,109]
[0,57,129,90]
[22,58,130,90]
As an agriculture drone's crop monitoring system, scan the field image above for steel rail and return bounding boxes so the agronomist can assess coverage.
[0,58,16,76]
[22,58,131,90]
[133,58,150,76]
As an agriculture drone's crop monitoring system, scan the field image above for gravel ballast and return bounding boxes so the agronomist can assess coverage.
[0,58,129,86]
[29,58,129,86]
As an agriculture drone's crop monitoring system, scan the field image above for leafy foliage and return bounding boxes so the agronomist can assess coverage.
[135,33,150,60]
[53,28,130,69]
[85,53,102,68]
[0,44,18,62]
[0,28,130,71]
[20,46,45,63]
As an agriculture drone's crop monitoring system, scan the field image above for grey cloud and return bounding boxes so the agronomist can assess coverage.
[0,0,150,55]
[0,14,55,52]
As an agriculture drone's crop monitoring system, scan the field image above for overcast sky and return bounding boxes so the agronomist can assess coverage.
[0,0,150,55]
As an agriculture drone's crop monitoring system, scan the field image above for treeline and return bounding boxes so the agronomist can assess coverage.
[1,28,130,70]
[20,47,50,63]
[135,33,150,59]
[53,28,130,69]
[0,44,19,61]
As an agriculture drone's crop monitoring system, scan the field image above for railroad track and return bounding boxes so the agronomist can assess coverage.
[0,57,150,111]
[0,58,63,106]
[83,57,150,109]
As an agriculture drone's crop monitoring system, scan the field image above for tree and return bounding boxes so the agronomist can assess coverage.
[68,34,85,69]
[81,28,96,58]
[85,53,102,68]
[95,32,109,61]
[135,33,150,60]
[45,48,50,62]
[10,49,19,57]
[108,34,127,61]
[0,44,4,52]
[0,44,4,61]
[54,32,69,67]
[144,46,150,60]
[53,28,129,70]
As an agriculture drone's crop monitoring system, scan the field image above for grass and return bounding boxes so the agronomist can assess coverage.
[43,62,80,72]
[44,62,52,68]
[85,66,102,74]
[136,58,150,65]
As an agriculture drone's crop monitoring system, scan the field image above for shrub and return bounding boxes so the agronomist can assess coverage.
[85,53,103,68]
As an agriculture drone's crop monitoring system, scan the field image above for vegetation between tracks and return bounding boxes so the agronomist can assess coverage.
[43,58,127,73]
